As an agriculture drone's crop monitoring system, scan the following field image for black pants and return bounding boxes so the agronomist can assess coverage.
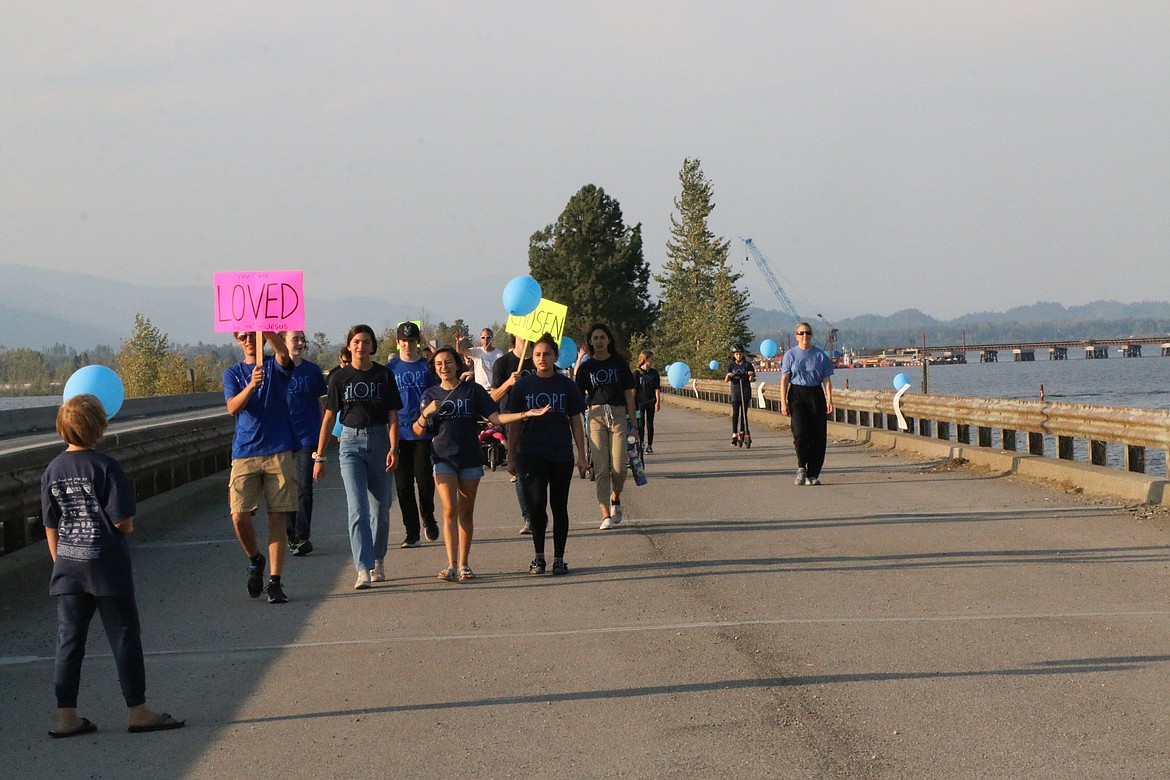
[788,384,828,478]
[522,455,574,559]
[396,439,436,539]
[731,394,750,435]
[55,592,145,709]
[637,405,656,447]
[287,445,314,543]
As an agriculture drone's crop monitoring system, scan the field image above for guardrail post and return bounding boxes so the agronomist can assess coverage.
[860,411,870,427]
[919,419,932,438]
[938,421,951,441]
[1028,432,1044,456]
[958,423,971,444]
[1126,446,1146,474]
[1058,436,1074,460]
[1090,440,1107,466]
[978,427,992,447]
[1002,429,1017,451]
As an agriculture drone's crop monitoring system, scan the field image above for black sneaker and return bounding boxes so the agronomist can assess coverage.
[529,557,546,575]
[520,520,533,535]
[423,520,440,542]
[291,540,313,556]
[551,560,569,576]
[265,580,288,604]
[247,556,265,598]
[400,537,422,549]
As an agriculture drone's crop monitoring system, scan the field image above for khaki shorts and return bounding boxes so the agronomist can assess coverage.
[229,452,298,515]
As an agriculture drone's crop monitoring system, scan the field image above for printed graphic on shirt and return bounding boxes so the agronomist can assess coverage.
[48,477,105,561]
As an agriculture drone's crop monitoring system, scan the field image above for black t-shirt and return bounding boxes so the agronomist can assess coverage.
[727,360,755,398]
[423,381,499,470]
[505,372,586,463]
[634,367,661,408]
[491,350,536,401]
[576,353,635,407]
[41,449,136,596]
[325,363,404,429]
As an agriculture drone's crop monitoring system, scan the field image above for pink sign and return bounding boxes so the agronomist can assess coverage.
[213,271,305,333]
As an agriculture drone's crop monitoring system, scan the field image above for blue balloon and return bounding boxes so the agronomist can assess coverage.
[63,365,125,419]
[759,339,779,359]
[708,360,719,371]
[666,362,691,390]
[893,372,911,391]
[556,336,577,369]
[502,275,542,317]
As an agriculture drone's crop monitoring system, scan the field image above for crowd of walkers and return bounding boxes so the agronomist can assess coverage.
[38,316,832,738]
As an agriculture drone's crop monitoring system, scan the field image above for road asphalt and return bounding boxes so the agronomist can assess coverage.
[3,402,1170,779]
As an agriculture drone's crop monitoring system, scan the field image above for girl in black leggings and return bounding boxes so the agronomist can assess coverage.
[634,351,661,453]
[505,334,588,575]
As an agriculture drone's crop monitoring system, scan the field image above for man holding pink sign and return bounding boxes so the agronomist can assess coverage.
[215,271,307,605]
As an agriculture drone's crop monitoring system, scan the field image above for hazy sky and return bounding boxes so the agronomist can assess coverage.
[2,1,1168,324]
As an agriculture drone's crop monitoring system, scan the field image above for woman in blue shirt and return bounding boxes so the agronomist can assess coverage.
[779,322,835,485]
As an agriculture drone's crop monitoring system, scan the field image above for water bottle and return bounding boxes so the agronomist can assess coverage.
[627,433,648,486]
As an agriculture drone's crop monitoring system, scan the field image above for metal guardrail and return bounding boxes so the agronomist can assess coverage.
[668,379,1170,476]
[0,408,234,557]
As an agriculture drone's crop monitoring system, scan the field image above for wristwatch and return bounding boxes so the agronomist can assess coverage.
[312,452,327,463]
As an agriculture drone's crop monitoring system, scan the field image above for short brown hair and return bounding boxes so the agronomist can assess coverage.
[56,394,108,448]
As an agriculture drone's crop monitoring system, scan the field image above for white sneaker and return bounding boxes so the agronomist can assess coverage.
[795,467,806,486]
[600,517,614,530]
[371,560,385,582]
[610,503,623,524]
[354,569,372,590]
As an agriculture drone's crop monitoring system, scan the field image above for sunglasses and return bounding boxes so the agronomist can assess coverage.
[796,331,812,336]
[236,334,254,343]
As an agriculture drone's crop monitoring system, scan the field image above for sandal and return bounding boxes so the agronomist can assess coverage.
[458,565,475,581]
[437,566,457,581]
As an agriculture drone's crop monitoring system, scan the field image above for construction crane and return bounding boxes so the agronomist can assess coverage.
[740,238,801,321]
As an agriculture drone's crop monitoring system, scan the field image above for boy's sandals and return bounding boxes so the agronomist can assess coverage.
[437,566,457,581]
[458,565,475,581]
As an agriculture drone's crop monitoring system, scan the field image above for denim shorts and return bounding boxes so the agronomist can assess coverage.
[433,462,484,481]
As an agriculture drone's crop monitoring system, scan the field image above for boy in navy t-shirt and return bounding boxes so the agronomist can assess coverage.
[42,394,183,737]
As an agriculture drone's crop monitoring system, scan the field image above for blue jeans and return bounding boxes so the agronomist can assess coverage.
[286,446,315,543]
[339,426,395,571]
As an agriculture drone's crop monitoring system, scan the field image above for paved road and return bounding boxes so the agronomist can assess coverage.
[3,403,1170,779]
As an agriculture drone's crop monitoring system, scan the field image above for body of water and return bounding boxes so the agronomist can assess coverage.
[0,395,61,411]
[762,353,1170,410]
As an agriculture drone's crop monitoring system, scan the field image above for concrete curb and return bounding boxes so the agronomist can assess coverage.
[665,394,1170,506]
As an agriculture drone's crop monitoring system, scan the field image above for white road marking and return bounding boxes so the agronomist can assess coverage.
[4,608,1167,666]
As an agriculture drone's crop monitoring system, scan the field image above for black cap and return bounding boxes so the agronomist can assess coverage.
[732,344,745,353]
[396,321,421,341]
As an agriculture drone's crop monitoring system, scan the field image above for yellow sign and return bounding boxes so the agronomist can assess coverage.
[505,298,567,343]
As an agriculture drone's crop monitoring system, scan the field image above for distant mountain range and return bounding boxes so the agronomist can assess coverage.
[0,264,512,350]
[748,301,1170,350]
[1,263,1167,351]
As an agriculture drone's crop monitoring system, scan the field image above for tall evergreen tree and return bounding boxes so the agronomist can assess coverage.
[655,159,752,370]
[529,184,657,344]
[117,313,189,397]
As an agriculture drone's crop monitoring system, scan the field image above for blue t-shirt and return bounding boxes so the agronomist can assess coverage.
[781,347,835,387]
[41,449,136,596]
[388,356,437,441]
[575,353,635,408]
[727,360,755,398]
[422,381,499,470]
[223,356,299,459]
[505,372,586,463]
[287,359,327,449]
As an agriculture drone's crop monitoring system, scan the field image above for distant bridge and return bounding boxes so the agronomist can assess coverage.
[915,336,1170,362]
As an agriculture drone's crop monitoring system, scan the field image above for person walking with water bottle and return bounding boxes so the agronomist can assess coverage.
[576,323,638,529]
